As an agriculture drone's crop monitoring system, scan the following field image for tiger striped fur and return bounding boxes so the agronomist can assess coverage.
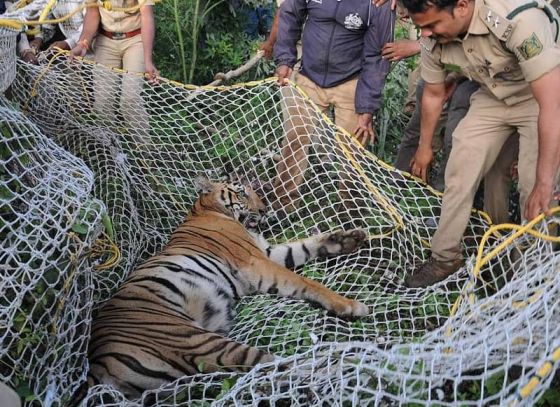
[85,177,368,399]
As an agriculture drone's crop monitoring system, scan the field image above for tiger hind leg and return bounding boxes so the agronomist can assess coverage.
[88,322,274,398]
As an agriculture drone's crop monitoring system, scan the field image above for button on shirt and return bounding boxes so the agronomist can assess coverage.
[86,0,154,33]
[421,0,560,105]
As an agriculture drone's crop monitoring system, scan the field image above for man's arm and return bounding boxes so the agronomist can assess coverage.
[410,81,446,182]
[260,5,281,59]
[140,4,159,81]
[70,4,100,57]
[381,38,420,62]
[274,0,306,83]
[353,2,394,144]
[524,66,560,220]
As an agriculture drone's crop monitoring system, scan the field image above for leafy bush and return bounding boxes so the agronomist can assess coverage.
[154,0,275,85]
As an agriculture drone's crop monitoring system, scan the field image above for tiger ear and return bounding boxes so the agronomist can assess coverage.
[193,176,215,194]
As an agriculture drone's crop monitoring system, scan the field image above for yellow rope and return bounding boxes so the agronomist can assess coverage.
[22,48,66,111]
[0,0,148,31]
[335,130,405,235]
[509,345,560,404]
[26,0,58,35]
[445,207,560,341]
[91,233,121,271]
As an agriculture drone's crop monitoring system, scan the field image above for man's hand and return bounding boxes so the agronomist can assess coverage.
[49,40,71,51]
[29,38,43,53]
[410,144,434,182]
[372,0,397,9]
[21,49,38,64]
[354,113,375,146]
[276,65,293,86]
[70,40,89,59]
[381,39,420,62]
[260,40,274,59]
[524,182,553,221]
[145,60,160,85]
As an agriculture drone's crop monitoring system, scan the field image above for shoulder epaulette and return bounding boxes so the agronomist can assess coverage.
[479,5,515,41]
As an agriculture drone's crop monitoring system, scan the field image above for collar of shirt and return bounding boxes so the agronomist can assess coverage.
[467,0,491,36]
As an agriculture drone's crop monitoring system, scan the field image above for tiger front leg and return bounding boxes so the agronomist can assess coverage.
[248,259,369,318]
[265,229,367,269]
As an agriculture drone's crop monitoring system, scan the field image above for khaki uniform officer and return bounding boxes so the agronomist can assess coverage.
[71,0,158,139]
[401,0,560,288]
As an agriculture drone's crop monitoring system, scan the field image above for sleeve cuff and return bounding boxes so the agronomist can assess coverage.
[275,58,295,68]
[355,107,377,114]
[420,64,446,84]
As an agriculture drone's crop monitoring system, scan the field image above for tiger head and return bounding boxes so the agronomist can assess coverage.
[192,177,268,228]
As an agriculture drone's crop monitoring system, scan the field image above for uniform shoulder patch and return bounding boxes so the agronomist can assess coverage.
[517,33,544,59]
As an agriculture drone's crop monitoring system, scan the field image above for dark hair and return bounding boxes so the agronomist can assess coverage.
[399,0,458,14]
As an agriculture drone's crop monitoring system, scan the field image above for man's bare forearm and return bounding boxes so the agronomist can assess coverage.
[419,82,446,149]
[79,6,100,43]
[141,6,156,65]
[532,68,560,188]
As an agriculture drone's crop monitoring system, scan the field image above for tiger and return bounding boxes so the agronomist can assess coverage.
[84,177,369,399]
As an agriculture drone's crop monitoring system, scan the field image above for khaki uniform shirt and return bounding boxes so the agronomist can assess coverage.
[421,0,560,105]
[86,0,154,33]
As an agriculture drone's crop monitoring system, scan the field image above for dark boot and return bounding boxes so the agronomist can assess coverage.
[405,258,465,288]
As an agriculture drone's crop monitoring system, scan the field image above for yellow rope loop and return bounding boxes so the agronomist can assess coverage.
[90,233,121,271]
[22,48,66,111]
[102,0,113,11]
[445,207,560,339]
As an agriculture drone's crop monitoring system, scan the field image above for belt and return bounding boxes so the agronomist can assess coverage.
[99,28,141,40]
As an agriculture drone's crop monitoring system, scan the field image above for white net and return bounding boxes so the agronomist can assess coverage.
[1,2,559,406]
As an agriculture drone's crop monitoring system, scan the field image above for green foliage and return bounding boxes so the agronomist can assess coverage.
[154,0,276,85]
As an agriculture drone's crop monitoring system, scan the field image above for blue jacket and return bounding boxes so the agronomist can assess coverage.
[274,0,394,114]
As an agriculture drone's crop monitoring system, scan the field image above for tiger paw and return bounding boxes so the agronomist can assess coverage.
[319,229,367,256]
[331,298,369,318]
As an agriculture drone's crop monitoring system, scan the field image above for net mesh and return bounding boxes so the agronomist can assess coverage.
[1,3,559,406]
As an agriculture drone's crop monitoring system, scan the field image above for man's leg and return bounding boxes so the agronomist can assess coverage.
[432,80,479,191]
[483,134,518,224]
[329,78,380,226]
[406,90,514,288]
[394,79,446,175]
[403,66,421,115]
[272,73,329,212]
[329,78,359,139]
[121,35,149,144]
[92,35,123,124]
[394,80,424,171]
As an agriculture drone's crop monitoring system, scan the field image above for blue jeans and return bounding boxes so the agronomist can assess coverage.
[240,4,274,39]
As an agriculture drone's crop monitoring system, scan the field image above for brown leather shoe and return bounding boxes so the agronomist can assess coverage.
[405,258,465,288]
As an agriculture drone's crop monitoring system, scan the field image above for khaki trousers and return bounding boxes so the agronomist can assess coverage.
[92,34,149,139]
[273,73,360,210]
[432,89,539,262]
